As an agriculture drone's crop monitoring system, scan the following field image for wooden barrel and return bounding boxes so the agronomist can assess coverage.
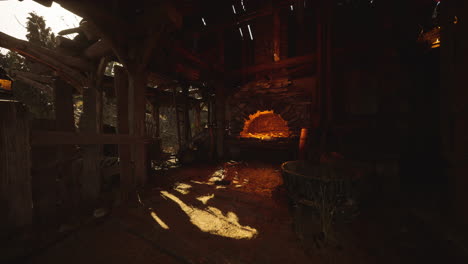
[281,160,367,218]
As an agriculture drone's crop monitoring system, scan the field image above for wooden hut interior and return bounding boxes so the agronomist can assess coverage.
[1,0,468,263]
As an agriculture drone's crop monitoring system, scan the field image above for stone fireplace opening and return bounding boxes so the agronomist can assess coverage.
[240,110,291,140]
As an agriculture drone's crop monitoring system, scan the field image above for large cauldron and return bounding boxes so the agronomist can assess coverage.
[281,160,369,219]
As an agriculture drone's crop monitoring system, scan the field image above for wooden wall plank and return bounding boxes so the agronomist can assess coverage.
[54,78,77,223]
[0,102,32,238]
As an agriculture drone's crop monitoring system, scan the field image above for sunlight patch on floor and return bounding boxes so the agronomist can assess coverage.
[160,191,258,239]
[150,211,170,230]
[196,194,214,205]
[190,180,214,186]
[174,182,192,195]
[208,168,225,182]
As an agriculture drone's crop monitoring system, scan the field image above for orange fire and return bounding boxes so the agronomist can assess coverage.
[240,110,291,140]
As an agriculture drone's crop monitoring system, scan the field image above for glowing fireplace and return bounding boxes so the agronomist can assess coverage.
[240,110,291,140]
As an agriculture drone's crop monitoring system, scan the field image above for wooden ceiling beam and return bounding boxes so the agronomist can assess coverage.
[0,31,87,91]
[83,40,113,59]
[228,53,316,78]
[185,0,291,36]
[7,69,54,84]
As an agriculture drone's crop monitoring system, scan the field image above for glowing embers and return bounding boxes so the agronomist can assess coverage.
[240,110,291,140]
[160,191,258,240]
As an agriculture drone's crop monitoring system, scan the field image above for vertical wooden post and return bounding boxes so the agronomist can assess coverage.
[194,103,201,134]
[152,102,160,139]
[128,69,148,187]
[182,84,192,145]
[0,102,32,237]
[216,32,226,159]
[114,66,133,200]
[215,80,225,159]
[54,78,77,217]
[151,101,161,162]
[208,96,215,160]
[172,85,182,151]
[295,0,306,55]
[81,73,102,207]
[316,0,333,150]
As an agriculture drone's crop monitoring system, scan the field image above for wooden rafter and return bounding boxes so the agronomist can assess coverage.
[228,54,316,78]
[7,69,53,84]
[0,31,89,92]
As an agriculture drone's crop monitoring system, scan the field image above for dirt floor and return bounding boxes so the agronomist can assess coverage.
[14,161,468,264]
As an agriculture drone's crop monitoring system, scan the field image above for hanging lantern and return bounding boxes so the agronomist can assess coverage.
[0,67,13,95]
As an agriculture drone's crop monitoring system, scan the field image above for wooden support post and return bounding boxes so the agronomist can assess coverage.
[128,69,148,187]
[182,84,191,145]
[54,78,77,217]
[215,32,225,160]
[194,103,201,135]
[80,73,102,207]
[172,85,182,152]
[208,97,215,160]
[150,101,161,162]
[152,102,160,139]
[0,102,32,238]
[316,0,333,151]
[215,80,225,159]
[295,0,306,55]
[114,66,133,200]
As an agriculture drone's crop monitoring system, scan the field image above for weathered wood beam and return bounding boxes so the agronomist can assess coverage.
[114,66,133,199]
[141,25,165,69]
[215,80,225,159]
[147,89,202,106]
[151,103,160,139]
[80,71,102,206]
[182,84,192,145]
[228,53,316,78]
[31,131,149,146]
[10,73,53,94]
[0,31,88,91]
[58,27,82,36]
[172,85,182,150]
[79,21,100,42]
[32,0,53,7]
[186,0,291,36]
[56,36,85,51]
[83,39,112,59]
[0,32,92,72]
[7,69,53,84]
[173,44,211,71]
[56,2,130,66]
[127,68,148,186]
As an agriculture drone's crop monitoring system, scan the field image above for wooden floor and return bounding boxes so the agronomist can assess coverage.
[15,162,468,264]
[26,162,312,264]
